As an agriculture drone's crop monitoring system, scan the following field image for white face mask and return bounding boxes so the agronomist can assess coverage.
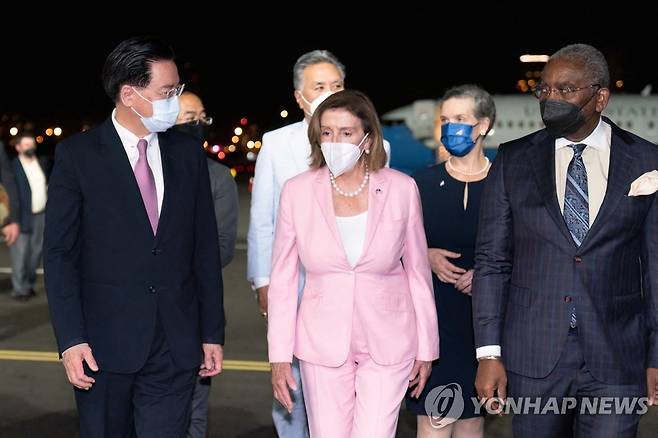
[321,132,370,177]
[131,87,180,132]
[300,90,334,117]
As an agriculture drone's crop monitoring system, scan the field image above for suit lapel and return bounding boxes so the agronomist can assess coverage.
[99,119,154,236]
[578,122,634,252]
[359,170,390,262]
[312,167,347,263]
[154,132,177,242]
[526,132,575,247]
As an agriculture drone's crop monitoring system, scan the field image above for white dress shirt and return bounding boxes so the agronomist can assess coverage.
[111,110,164,215]
[476,118,612,360]
[335,211,368,268]
[19,157,47,213]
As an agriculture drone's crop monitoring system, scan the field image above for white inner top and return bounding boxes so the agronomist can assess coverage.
[335,211,368,268]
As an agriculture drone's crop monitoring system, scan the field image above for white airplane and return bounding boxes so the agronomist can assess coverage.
[381,91,658,151]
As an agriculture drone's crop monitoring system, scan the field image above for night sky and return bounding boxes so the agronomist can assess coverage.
[0,4,654,146]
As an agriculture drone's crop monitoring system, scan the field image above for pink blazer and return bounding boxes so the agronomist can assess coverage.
[267,166,439,367]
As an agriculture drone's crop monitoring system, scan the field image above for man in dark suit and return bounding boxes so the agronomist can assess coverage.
[44,36,225,438]
[10,132,51,300]
[174,90,238,438]
[473,43,658,437]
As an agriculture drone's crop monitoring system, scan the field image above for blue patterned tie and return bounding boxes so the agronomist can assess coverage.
[563,143,588,328]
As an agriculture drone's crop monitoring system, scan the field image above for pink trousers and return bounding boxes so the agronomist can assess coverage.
[299,315,414,437]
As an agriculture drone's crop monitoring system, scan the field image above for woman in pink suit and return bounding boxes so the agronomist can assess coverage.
[268,90,439,437]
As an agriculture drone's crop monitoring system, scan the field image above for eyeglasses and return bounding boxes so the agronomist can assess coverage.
[531,83,600,99]
[191,116,213,126]
[159,83,186,99]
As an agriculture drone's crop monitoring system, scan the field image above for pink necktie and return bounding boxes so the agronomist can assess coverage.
[134,139,158,234]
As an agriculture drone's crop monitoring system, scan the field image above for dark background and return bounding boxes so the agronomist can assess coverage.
[0,4,654,155]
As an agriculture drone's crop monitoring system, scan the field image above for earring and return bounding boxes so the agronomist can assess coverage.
[365,149,370,154]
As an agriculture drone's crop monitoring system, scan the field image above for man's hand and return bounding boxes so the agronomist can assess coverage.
[647,368,658,405]
[271,362,297,414]
[475,358,507,415]
[454,269,474,295]
[428,248,466,284]
[408,360,432,398]
[256,285,269,320]
[199,343,223,377]
[2,223,19,246]
[61,343,98,390]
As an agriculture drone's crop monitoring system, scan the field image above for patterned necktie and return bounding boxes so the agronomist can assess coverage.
[563,143,588,328]
[134,139,159,234]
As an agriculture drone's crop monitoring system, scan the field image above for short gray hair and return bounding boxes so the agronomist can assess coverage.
[550,43,610,88]
[438,84,496,133]
[293,50,346,90]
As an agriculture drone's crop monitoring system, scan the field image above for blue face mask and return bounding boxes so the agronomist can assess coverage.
[440,122,480,157]
[131,87,180,133]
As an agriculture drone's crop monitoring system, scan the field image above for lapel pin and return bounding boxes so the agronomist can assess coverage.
[440,180,445,187]
[375,188,382,194]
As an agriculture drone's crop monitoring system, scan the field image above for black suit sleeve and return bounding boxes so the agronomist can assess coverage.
[472,145,513,348]
[43,142,86,354]
[196,152,226,345]
[642,191,658,368]
[208,161,238,268]
[0,141,20,224]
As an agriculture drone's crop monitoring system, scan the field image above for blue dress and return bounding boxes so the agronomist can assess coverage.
[405,163,485,419]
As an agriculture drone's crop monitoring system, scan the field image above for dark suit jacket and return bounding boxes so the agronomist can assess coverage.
[12,156,51,233]
[207,159,238,268]
[44,118,225,373]
[473,117,658,385]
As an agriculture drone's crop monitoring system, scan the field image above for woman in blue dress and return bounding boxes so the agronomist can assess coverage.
[406,84,496,438]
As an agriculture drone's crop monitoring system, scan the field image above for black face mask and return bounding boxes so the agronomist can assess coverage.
[172,122,209,143]
[23,148,37,158]
[539,91,597,139]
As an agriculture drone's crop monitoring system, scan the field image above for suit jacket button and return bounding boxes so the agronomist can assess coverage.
[148,286,156,293]
[574,256,582,263]
[564,295,572,303]
[152,248,159,255]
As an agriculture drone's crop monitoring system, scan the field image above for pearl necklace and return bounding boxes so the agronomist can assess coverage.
[446,157,490,176]
[330,166,369,197]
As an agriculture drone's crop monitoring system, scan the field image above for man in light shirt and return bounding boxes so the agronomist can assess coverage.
[9,133,49,301]
[473,43,658,438]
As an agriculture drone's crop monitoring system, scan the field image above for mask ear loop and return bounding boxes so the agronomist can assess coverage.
[359,132,371,154]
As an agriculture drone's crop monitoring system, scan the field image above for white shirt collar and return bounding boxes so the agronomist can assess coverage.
[111,109,156,148]
[555,118,609,151]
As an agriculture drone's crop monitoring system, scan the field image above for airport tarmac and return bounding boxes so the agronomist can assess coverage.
[1,181,658,437]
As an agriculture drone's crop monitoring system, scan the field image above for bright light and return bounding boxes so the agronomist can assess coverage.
[246,151,256,161]
[9,127,18,136]
[247,141,255,149]
[520,54,549,63]
[54,127,62,136]
[280,110,288,118]
[255,141,262,148]
[616,80,624,88]
[211,145,220,153]
[218,151,226,159]
[234,127,243,135]
[240,117,248,126]
[45,128,54,136]
[203,141,209,149]
[228,145,237,152]
[36,136,44,143]
[231,135,239,143]
[230,168,237,178]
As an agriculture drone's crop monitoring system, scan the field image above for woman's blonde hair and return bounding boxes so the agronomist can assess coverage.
[308,90,387,171]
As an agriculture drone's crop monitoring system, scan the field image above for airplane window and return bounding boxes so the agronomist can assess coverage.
[627,121,633,129]
[508,121,514,128]
[529,121,535,128]
[497,121,503,128]
[518,121,524,128]
[649,121,655,129]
